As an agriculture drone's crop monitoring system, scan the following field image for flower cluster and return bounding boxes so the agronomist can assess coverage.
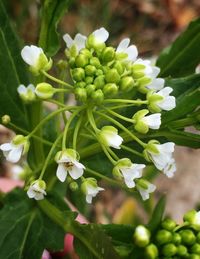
[133,210,200,258]
[0,27,177,203]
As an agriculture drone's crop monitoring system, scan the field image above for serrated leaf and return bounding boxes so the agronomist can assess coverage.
[157,17,200,77]
[39,0,72,56]
[0,2,28,128]
[147,195,166,233]
[0,188,76,259]
[74,223,120,259]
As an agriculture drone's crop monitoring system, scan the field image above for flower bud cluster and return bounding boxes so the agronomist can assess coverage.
[132,210,200,258]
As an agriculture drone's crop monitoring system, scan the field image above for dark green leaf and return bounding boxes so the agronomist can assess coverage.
[0,2,28,128]
[0,188,75,259]
[39,0,72,56]
[147,195,166,233]
[157,17,200,77]
[74,223,120,259]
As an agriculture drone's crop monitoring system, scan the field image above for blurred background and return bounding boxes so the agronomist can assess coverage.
[1,0,200,224]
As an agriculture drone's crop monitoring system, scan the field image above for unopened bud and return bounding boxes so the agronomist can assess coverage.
[75,82,86,88]
[133,225,150,247]
[172,233,182,245]
[75,54,89,67]
[145,244,158,259]
[72,68,85,81]
[2,115,11,125]
[138,77,152,87]
[85,65,96,76]
[177,245,188,256]
[156,230,172,245]
[57,60,68,70]
[85,76,94,84]
[69,181,79,191]
[94,75,105,89]
[120,77,135,92]
[86,84,96,96]
[75,88,87,102]
[113,61,125,75]
[91,89,104,105]
[105,68,120,84]
[191,244,200,255]
[103,83,118,96]
[102,47,115,63]
[80,48,92,58]
[35,83,55,99]
[162,218,176,231]
[162,243,177,257]
[90,57,101,68]
[180,230,196,245]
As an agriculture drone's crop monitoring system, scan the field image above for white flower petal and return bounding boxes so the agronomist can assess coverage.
[17,85,27,94]
[157,142,175,153]
[27,84,35,92]
[142,114,161,129]
[21,45,42,67]
[93,27,109,43]
[163,158,176,178]
[125,45,138,61]
[27,188,35,198]
[63,34,73,48]
[74,33,87,51]
[86,194,93,204]
[34,193,44,200]
[146,78,164,91]
[7,146,23,163]
[69,165,84,180]
[157,96,176,111]
[116,38,130,52]
[158,87,173,97]
[0,143,12,151]
[56,164,67,182]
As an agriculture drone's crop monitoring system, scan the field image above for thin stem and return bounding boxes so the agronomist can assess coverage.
[73,115,83,150]
[87,108,99,132]
[47,99,66,108]
[42,70,74,89]
[121,145,144,158]
[107,147,119,161]
[104,108,134,123]
[28,106,77,138]
[103,99,148,105]
[101,145,116,165]
[39,134,63,180]
[96,111,146,148]
[62,107,84,149]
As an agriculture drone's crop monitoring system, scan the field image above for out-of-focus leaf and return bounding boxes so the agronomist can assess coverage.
[0,2,28,128]
[147,195,166,233]
[157,17,200,77]
[39,0,72,56]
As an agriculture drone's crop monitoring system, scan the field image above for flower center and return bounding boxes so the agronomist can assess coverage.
[64,161,74,169]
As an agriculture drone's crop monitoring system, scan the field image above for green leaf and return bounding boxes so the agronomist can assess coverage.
[157,17,200,77]
[74,223,120,259]
[0,188,75,259]
[39,0,72,56]
[147,195,166,233]
[0,2,28,128]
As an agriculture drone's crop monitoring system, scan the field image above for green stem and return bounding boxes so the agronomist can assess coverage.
[104,108,134,123]
[73,115,83,150]
[62,107,84,149]
[121,145,144,158]
[42,70,74,89]
[87,108,99,132]
[101,145,116,165]
[39,134,63,179]
[103,99,148,105]
[96,111,146,148]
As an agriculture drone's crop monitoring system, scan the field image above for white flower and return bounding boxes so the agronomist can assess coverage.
[55,149,85,182]
[163,158,176,178]
[142,113,161,130]
[21,45,52,74]
[147,142,175,171]
[63,33,86,52]
[149,87,176,112]
[99,126,123,149]
[92,27,109,44]
[10,165,24,180]
[0,135,29,163]
[27,180,46,200]
[82,178,104,203]
[17,84,36,102]
[116,38,138,61]
[120,163,145,188]
[136,180,156,201]
[146,78,165,91]
[184,210,200,230]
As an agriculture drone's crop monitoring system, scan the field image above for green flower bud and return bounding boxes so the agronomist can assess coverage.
[91,89,104,105]
[68,57,76,68]
[189,254,200,259]
[95,69,104,76]
[94,75,105,89]
[156,230,173,245]
[137,76,152,88]
[57,60,68,70]
[85,65,96,76]
[162,219,177,231]
[162,243,177,257]
[112,167,123,180]
[35,83,55,99]
[184,210,200,231]
[172,233,182,245]
[132,70,145,79]
[180,230,196,245]
[105,68,120,84]
[69,181,79,191]
[72,68,85,81]
[86,84,96,96]
[102,47,115,63]
[12,135,30,154]
[2,115,11,125]
[86,34,106,51]
[197,233,200,243]
[80,48,92,58]
[103,83,118,96]
[75,82,86,88]
[112,158,132,180]
[133,225,151,247]
[147,91,164,113]
[90,57,101,68]
[113,61,125,75]
[75,88,87,102]
[177,245,188,256]
[191,244,200,255]
[85,76,94,84]
[119,76,135,92]
[75,54,89,67]
[145,244,158,259]
[132,109,149,134]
